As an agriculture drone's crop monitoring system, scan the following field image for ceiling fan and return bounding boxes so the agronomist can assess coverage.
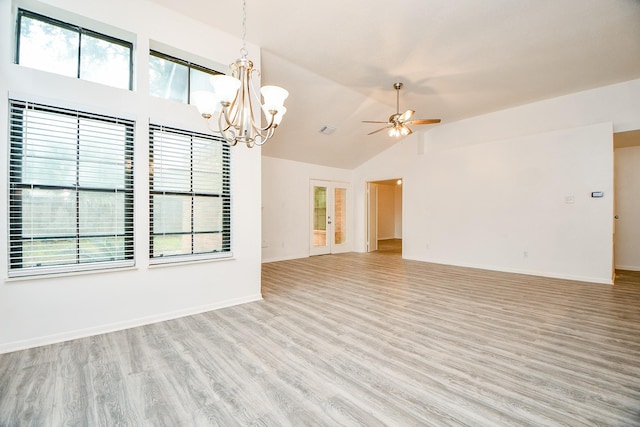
[363,82,441,137]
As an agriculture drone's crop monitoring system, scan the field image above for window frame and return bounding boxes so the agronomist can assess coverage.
[15,8,134,90]
[148,124,232,263]
[8,99,135,277]
[149,50,221,104]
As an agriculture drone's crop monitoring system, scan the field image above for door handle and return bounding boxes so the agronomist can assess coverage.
[615,215,620,219]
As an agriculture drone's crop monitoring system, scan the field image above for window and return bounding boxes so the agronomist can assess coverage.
[149,124,231,261]
[16,9,133,90]
[149,50,221,104]
[8,100,135,277]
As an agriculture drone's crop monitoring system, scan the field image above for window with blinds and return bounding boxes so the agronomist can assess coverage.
[8,100,135,277]
[149,124,231,261]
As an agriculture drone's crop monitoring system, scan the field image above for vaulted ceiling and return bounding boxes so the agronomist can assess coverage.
[150,0,640,169]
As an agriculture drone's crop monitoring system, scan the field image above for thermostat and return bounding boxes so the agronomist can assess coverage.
[591,191,604,198]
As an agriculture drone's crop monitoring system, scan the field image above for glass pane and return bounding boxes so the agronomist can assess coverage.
[334,187,347,245]
[194,233,222,253]
[153,194,191,233]
[194,196,222,232]
[79,118,127,188]
[313,186,327,247]
[22,188,76,238]
[21,238,76,268]
[151,131,191,192]
[80,33,130,89]
[193,136,223,193]
[79,191,124,235]
[79,236,126,263]
[190,67,216,101]
[149,55,188,103]
[153,234,191,257]
[23,110,77,187]
[18,15,79,78]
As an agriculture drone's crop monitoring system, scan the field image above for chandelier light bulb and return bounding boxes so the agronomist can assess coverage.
[209,75,241,104]
[191,90,219,118]
[261,85,289,112]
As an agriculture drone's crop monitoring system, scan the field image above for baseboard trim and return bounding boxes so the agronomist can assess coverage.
[262,254,309,263]
[0,293,263,355]
[403,256,613,285]
[615,265,640,272]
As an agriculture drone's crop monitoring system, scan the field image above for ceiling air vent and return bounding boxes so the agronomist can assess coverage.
[319,125,336,135]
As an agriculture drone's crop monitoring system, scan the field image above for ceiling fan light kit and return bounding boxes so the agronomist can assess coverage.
[363,82,441,137]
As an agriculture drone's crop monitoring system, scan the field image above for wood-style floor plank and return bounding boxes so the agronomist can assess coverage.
[1,240,640,426]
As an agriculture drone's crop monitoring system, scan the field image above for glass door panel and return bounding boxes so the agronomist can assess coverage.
[313,185,327,248]
[334,187,347,245]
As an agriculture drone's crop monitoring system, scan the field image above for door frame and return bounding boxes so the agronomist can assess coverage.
[366,178,403,253]
[367,182,378,252]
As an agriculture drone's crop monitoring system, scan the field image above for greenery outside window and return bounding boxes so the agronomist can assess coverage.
[149,50,221,104]
[16,9,133,90]
[149,124,231,261]
[8,100,135,277]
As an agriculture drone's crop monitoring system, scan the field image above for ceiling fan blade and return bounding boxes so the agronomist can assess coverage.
[399,109,415,123]
[367,126,391,135]
[362,120,390,124]
[405,119,441,125]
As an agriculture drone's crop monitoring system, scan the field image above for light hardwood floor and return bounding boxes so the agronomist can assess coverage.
[1,243,640,426]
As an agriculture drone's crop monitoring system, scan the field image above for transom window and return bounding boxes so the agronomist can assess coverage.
[149,50,221,104]
[8,100,135,277]
[16,9,133,90]
[149,124,231,261]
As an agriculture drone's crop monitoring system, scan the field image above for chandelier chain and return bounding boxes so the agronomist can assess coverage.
[240,0,248,58]
[197,0,288,147]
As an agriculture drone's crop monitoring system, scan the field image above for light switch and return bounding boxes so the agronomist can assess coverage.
[565,196,575,204]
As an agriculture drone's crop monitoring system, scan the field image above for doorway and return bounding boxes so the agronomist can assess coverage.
[310,180,349,256]
[613,129,640,281]
[366,178,403,253]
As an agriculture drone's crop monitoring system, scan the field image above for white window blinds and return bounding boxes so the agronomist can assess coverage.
[149,124,231,261]
[8,99,135,277]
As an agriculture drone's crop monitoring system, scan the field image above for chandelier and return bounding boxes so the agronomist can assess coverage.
[193,0,288,148]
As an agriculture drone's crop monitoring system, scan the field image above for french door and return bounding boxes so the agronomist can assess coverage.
[310,180,349,255]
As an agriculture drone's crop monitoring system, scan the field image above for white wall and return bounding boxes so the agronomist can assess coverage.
[354,79,640,284]
[615,146,640,270]
[0,0,263,352]
[261,156,353,262]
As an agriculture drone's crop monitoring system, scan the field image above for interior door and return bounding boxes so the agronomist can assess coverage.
[310,180,349,255]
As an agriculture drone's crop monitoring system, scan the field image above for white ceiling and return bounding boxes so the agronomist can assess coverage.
[150,0,640,169]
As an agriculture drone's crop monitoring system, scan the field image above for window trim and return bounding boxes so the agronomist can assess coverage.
[15,8,134,90]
